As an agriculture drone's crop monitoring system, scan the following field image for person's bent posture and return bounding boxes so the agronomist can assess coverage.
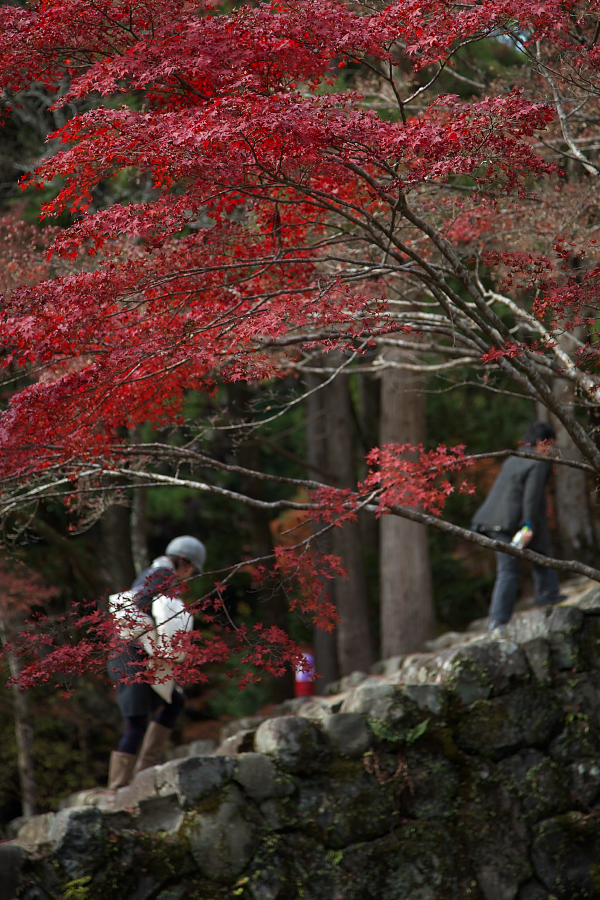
[106,535,206,790]
[472,422,564,635]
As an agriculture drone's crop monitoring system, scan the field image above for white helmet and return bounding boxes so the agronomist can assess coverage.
[165,535,206,573]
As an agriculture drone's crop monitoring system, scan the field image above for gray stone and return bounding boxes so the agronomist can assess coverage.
[221,717,266,741]
[424,631,466,652]
[167,739,216,760]
[6,816,26,840]
[127,874,163,900]
[576,615,600,669]
[18,889,52,900]
[457,687,562,759]
[155,755,235,809]
[114,766,157,810]
[444,639,529,699]
[59,787,116,810]
[15,813,55,848]
[234,753,294,804]
[189,739,217,756]
[136,794,185,834]
[477,862,524,900]
[521,639,551,683]
[506,606,584,643]
[254,716,321,773]
[295,769,394,848]
[575,585,600,614]
[566,757,600,807]
[532,813,600,899]
[396,640,529,703]
[498,749,570,822]
[46,807,107,878]
[517,880,549,900]
[0,842,24,900]
[216,729,255,755]
[402,683,448,716]
[340,682,398,719]
[381,655,405,676]
[404,750,460,820]
[185,784,258,883]
[296,697,333,723]
[509,606,584,670]
[156,889,187,900]
[258,797,286,830]
[268,697,312,717]
[321,713,371,758]
[395,652,436,686]
[338,671,368,692]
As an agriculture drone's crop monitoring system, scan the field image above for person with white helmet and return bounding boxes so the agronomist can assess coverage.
[106,535,206,790]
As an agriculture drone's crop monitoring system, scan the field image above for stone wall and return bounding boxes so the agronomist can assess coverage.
[5,582,600,900]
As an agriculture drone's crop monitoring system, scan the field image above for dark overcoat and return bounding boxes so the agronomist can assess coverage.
[472,456,552,554]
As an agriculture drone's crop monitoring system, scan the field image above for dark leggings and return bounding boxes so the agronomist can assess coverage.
[117,690,184,755]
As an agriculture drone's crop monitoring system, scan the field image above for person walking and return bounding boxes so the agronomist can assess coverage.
[107,535,206,790]
[472,422,564,636]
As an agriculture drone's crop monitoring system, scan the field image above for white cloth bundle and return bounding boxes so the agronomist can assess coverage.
[109,591,193,704]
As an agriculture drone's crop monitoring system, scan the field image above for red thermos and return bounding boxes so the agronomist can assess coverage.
[294,649,315,697]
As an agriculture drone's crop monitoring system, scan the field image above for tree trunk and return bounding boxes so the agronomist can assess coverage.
[379,347,436,657]
[131,487,150,577]
[101,503,136,592]
[227,383,293,702]
[539,377,595,562]
[130,427,150,577]
[10,657,36,817]
[323,353,374,676]
[305,365,339,691]
[0,620,37,818]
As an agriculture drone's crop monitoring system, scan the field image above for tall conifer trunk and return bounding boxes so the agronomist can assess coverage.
[379,348,435,657]
[101,504,136,593]
[227,384,293,701]
[538,377,595,562]
[323,353,374,675]
[0,620,37,818]
[305,365,339,691]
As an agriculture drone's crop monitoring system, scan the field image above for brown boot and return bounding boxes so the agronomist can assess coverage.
[108,751,137,790]
[132,722,171,775]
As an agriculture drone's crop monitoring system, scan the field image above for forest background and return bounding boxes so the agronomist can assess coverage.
[1,0,600,830]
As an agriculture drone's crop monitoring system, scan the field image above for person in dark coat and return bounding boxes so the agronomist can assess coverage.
[107,535,206,790]
[472,422,563,634]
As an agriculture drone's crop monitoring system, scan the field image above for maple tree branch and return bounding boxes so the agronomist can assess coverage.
[121,444,327,488]
[385,504,600,582]
[536,42,600,177]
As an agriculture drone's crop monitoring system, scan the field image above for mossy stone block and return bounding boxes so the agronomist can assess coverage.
[456,687,562,759]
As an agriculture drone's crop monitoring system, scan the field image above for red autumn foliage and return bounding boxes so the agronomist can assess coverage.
[2,0,600,684]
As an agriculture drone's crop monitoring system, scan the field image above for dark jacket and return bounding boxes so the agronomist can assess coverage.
[108,557,178,716]
[472,456,552,553]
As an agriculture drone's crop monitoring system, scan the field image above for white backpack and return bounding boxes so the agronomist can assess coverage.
[108,591,193,703]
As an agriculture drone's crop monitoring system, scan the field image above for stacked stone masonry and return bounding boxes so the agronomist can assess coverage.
[4,579,600,899]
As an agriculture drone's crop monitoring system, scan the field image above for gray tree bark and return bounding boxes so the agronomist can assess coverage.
[305,365,339,691]
[0,619,37,818]
[323,353,374,676]
[538,376,595,561]
[101,503,136,592]
[379,348,436,657]
[130,427,150,577]
[131,487,150,577]
[227,383,293,702]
